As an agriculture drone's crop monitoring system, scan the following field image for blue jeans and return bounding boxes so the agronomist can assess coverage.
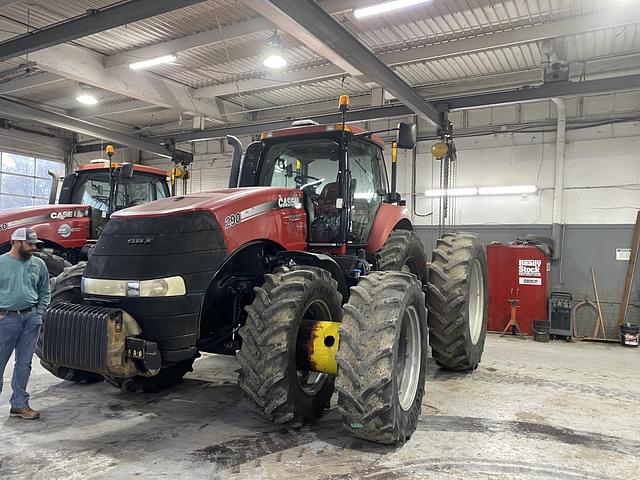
[0,310,42,409]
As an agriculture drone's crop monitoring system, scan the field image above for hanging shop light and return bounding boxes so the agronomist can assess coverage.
[263,31,287,69]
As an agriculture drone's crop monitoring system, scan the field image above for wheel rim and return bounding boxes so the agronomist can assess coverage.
[468,259,484,345]
[396,305,421,411]
[297,299,330,396]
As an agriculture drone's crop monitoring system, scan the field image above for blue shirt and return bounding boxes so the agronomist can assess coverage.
[0,253,51,314]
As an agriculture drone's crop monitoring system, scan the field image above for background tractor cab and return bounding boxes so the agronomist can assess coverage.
[228,95,417,253]
[57,160,169,240]
[0,148,170,272]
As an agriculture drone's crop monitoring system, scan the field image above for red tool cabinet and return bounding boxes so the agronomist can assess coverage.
[487,243,549,335]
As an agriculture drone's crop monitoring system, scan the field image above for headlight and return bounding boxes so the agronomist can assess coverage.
[82,276,186,297]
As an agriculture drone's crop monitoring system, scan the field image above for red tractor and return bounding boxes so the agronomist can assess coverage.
[38,97,488,445]
[0,159,170,275]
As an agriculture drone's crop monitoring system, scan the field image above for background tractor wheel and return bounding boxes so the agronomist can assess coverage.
[427,232,488,371]
[35,251,72,278]
[376,230,429,284]
[49,262,86,305]
[237,266,342,427]
[336,271,427,445]
[112,359,195,393]
[39,261,103,384]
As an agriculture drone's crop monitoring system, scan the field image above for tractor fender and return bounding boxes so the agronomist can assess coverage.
[275,250,350,302]
[200,239,284,315]
[366,203,412,253]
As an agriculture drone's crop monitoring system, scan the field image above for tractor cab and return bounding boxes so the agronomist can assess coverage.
[230,96,416,251]
[254,124,388,246]
[57,161,170,239]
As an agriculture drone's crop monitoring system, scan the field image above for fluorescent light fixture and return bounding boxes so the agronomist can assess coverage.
[354,0,431,18]
[425,185,538,197]
[76,94,98,105]
[478,185,537,195]
[263,54,287,69]
[129,54,176,70]
[425,187,478,197]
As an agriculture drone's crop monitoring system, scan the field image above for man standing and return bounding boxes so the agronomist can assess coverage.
[0,228,50,420]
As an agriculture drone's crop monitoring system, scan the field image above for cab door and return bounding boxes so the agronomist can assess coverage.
[347,140,388,244]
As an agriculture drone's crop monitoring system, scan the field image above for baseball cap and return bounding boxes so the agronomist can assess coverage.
[11,227,43,244]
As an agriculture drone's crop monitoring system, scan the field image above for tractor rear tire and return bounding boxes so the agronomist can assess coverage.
[376,230,429,285]
[112,359,195,393]
[237,266,342,427]
[426,232,488,371]
[35,251,71,278]
[336,271,427,445]
[39,261,103,385]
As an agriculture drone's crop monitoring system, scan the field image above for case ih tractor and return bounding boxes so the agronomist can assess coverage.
[38,96,488,445]
[0,157,170,276]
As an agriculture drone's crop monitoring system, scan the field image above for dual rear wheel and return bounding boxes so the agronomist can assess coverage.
[237,231,488,444]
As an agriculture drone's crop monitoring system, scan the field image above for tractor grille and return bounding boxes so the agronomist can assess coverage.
[39,303,119,372]
[82,211,228,355]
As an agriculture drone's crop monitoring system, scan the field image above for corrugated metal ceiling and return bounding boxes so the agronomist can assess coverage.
[0,0,637,128]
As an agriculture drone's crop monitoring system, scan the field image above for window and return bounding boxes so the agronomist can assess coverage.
[0,152,65,210]
[258,139,339,192]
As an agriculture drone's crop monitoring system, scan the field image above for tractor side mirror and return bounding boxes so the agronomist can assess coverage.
[118,162,134,181]
[397,122,417,150]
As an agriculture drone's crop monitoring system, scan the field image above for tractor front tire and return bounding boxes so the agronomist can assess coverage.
[39,261,103,385]
[336,271,427,445]
[427,232,488,371]
[35,251,72,278]
[376,230,429,284]
[49,262,86,305]
[237,266,342,427]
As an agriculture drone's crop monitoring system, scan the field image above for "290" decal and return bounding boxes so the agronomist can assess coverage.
[224,212,241,229]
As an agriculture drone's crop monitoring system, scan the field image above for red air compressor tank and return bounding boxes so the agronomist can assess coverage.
[487,243,550,335]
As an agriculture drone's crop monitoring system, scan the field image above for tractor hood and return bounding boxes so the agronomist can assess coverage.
[109,186,307,254]
[0,204,90,248]
[112,187,303,219]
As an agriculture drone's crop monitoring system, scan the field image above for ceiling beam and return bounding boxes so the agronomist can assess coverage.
[152,73,640,143]
[241,0,361,76]
[105,17,274,69]
[104,0,387,69]
[29,44,224,121]
[70,100,156,119]
[194,6,640,98]
[0,72,63,94]
[0,96,190,161]
[0,17,226,122]
[261,0,441,127]
[0,0,207,63]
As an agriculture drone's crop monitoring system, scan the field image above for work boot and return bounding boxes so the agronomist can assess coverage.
[9,407,40,420]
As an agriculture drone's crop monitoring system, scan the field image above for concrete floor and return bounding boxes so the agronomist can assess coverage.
[1,335,639,479]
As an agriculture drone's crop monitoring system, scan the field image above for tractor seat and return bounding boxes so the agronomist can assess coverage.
[317,182,339,214]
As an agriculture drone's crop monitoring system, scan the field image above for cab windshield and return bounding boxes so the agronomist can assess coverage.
[258,137,388,243]
[71,171,169,212]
